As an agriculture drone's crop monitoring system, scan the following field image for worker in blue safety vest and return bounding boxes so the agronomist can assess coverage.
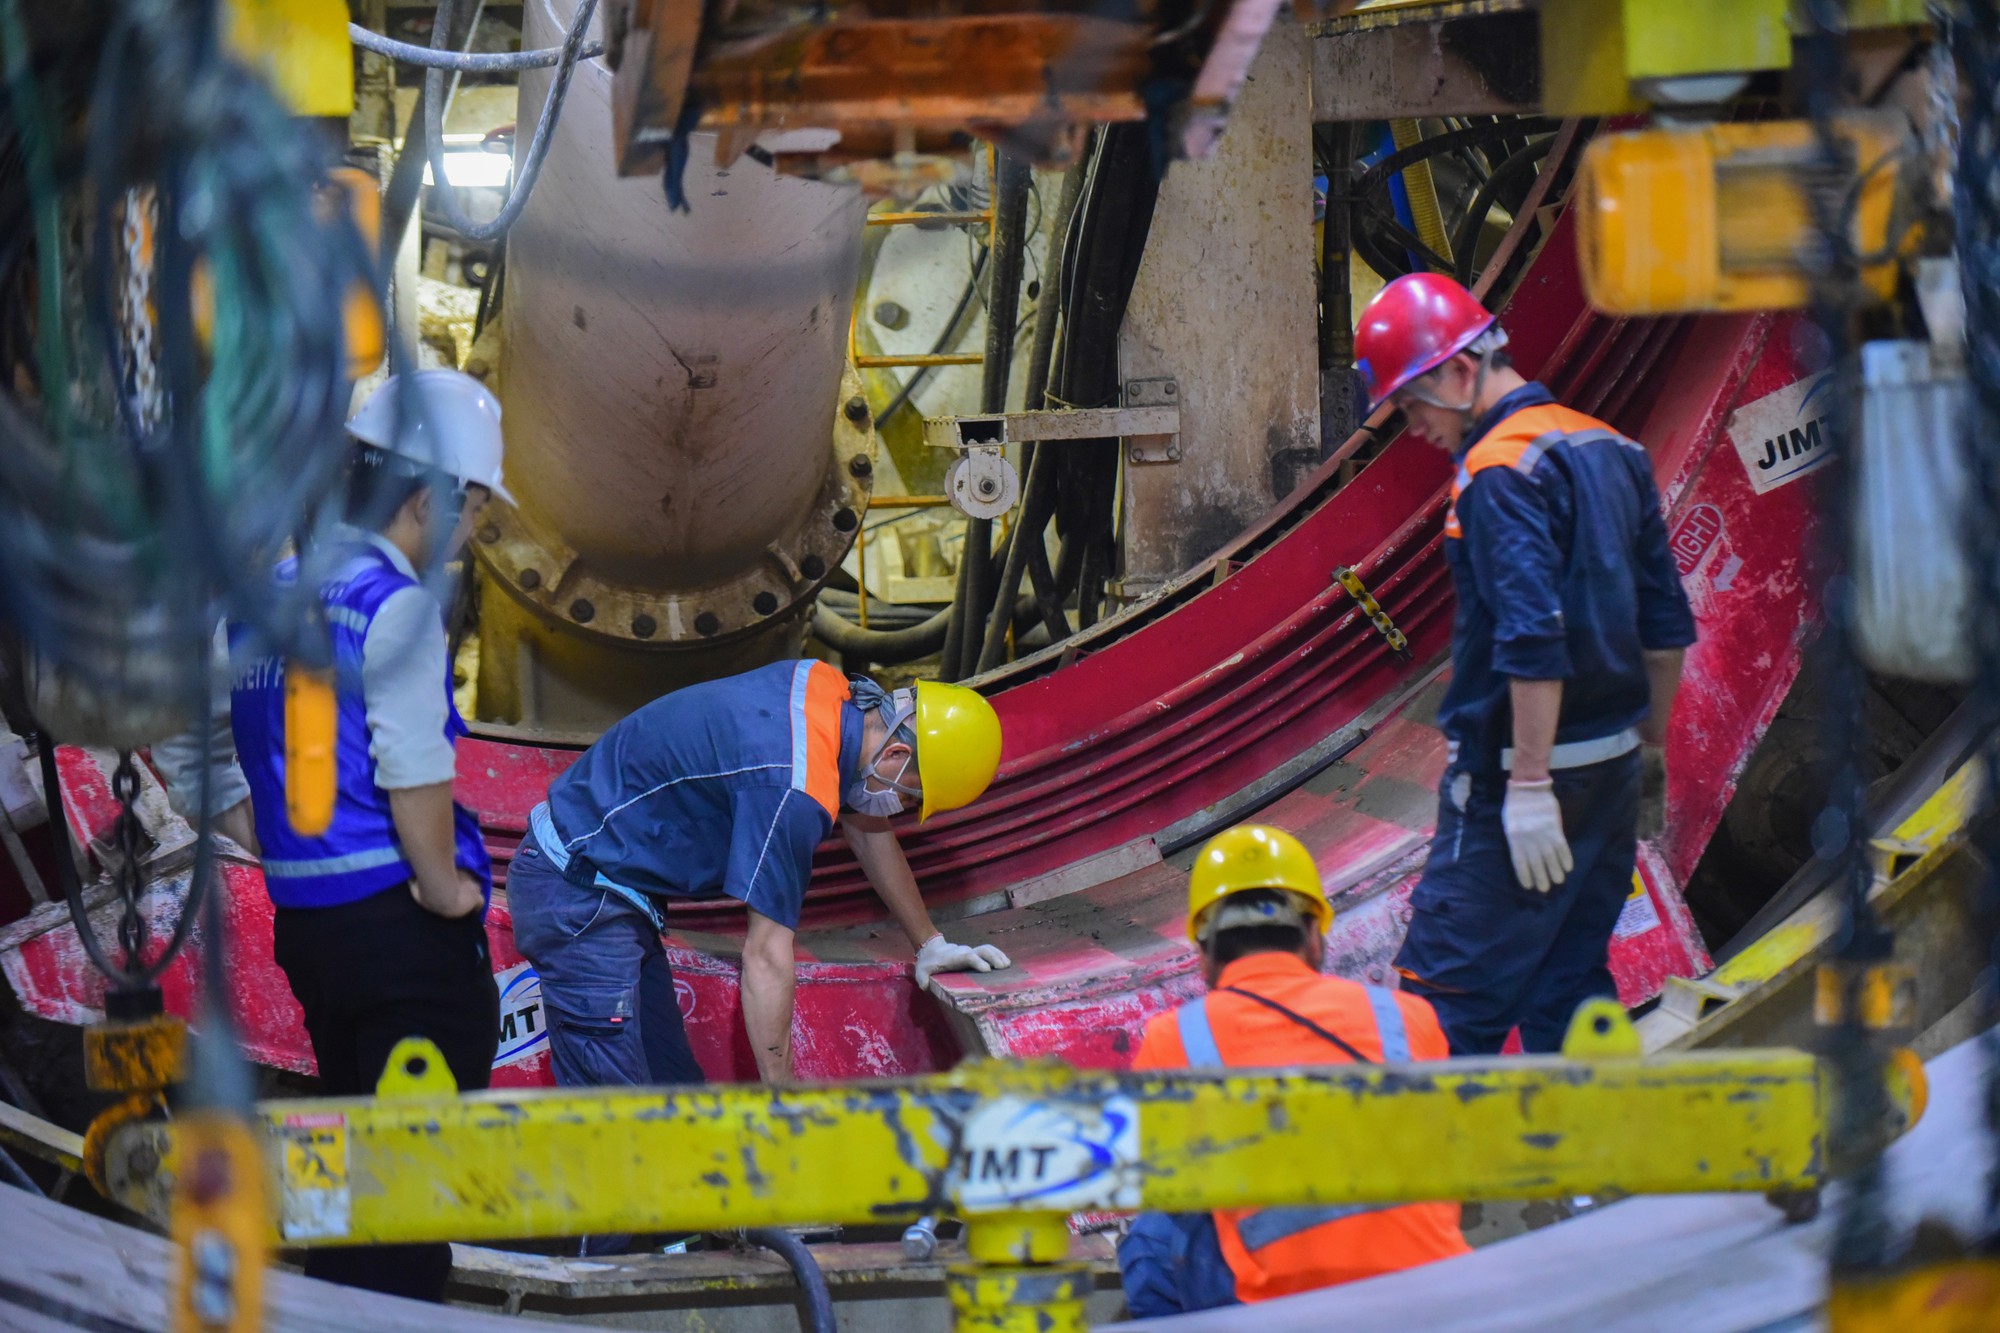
[1352,273,1696,1055]
[506,667,1014,1101]
[155,369,511,1301]
[1119,824,1469,1316]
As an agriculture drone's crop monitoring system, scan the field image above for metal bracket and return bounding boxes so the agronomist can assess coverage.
[922,378,1181,462]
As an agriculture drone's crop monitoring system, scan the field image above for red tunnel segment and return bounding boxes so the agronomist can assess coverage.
[4,206,1822,1084]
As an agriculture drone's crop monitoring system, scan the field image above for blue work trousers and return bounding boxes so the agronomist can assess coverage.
[1393,751,1641,1055]
[1119,1212,1239,1319]
[507,829,706,1089]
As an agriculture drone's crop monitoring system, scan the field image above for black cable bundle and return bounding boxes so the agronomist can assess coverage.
[0,0,382,733]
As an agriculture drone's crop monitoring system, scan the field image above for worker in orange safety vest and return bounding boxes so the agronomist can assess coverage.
[1117,824,1470,1317]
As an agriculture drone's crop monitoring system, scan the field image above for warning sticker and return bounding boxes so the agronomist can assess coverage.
[950,1095,1142,1214]
[1726,373,1834,495]
[1612,873,1661,940]
[279,1112,351,1241]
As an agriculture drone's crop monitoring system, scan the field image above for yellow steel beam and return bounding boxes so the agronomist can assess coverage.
[105,1010,1829,1249]
[1644,750,1985,1052]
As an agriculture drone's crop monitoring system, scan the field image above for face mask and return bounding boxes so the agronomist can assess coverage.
[844,747,917,816]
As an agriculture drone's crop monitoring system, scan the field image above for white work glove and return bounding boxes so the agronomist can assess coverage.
[914,933,1012,988]
[1638,743,1668,841]
[1502,778,1573,894]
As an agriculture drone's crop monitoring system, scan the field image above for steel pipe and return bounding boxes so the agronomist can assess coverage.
[473,0,871,729]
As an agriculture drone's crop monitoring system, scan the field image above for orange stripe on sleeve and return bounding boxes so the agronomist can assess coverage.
[799,661,851,817]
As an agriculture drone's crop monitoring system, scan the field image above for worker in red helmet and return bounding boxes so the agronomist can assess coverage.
[1353,273,1697,1055]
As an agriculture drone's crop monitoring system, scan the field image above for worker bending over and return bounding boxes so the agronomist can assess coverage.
[508,667,1012,1091]
[156,370,511,1301]
[1355,273,1696,1054]
[1118,825,1468,1317]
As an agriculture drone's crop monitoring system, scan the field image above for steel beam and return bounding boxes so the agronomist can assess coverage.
[105,1014,1827,1249]
[1310,5,1540,121]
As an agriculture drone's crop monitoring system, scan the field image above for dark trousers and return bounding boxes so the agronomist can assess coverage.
[506,831,704,1090]
[1118,1212,1238,1318]
[272,885,499,1302]
[1394,751,1641,1055]
[506,832,703,1257]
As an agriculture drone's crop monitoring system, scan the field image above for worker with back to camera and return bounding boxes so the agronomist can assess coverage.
[1118,824,1469,1316]
[153,369,512,1302]
[507,666,1013,1095]
[1352,273,1697,1055]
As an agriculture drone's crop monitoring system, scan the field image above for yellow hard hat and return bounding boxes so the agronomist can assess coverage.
[911,680,1003,822]
[1186,824,1333,943]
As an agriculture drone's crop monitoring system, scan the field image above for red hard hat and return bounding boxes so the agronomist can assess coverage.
[1353,273,1498,412]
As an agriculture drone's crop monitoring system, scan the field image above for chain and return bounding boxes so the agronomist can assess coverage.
[118,187,162,430]
[108,750,149,972]
[1949,0,2000,1237]
[1925,6,1962,214]
[1794,0,1897,1273]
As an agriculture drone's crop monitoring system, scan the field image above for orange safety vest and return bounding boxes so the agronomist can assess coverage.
[1133,953,1471,1303]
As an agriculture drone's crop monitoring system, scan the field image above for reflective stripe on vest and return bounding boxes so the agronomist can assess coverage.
[261,845,409,880]
[1176,982,1414,1253]
[1176,999,1225,1068]
[1365,986,1410,1063]
[1174,984,1410,1069]
[1236,1202,1391,1251]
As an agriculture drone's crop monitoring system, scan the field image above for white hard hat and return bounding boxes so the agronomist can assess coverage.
[347,370,515,506]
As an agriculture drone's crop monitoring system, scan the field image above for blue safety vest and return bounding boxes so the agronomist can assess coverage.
[229,543,490,910]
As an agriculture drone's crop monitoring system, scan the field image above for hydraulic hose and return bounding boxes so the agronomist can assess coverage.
[812,603,952,664]
[943,150,1032,681]
[423,0,598,242]
[976,154,1088,672]
[348,22,607,71]
[742,1228,837,1333]
[1448,135,1554,286]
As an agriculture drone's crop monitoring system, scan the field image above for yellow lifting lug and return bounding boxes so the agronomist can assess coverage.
[375,1037,460,1101]
[1813,960,1918,1035]
[1561,997,1643,1059]
[84,993,188,1097]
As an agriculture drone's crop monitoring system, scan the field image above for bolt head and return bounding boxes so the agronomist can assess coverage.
[695,611,722,637]
[844,395,871,423]
[519,568,542,590]
[569,599,596,623]
[631,614,657,639]
[477,523,500,544]
[849,455,873,478]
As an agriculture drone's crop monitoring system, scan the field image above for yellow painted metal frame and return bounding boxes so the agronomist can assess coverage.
[109,1012,1826,1249]
[1649,751,1982,1048]
[223,0,354,118]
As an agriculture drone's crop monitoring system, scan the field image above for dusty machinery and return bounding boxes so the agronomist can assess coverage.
[2,0,1999,1329]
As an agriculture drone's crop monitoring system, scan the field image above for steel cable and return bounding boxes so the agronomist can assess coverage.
[421,0,598,242]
